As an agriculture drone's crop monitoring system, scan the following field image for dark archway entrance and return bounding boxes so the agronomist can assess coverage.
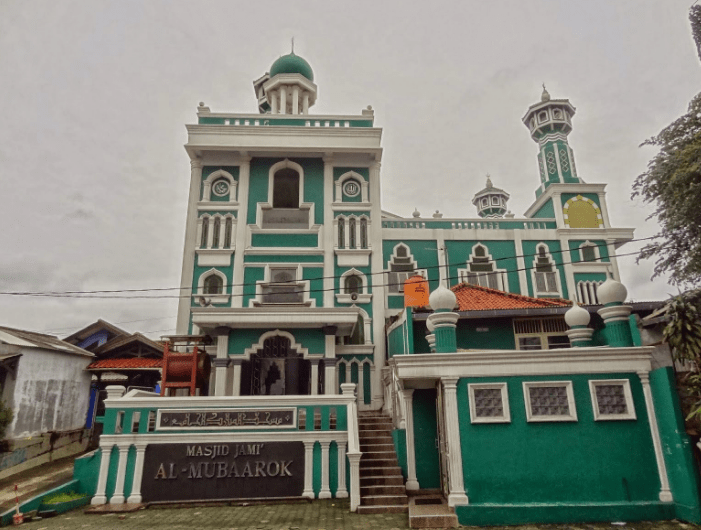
[240,336,311,395]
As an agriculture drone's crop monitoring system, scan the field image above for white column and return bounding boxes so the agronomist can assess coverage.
[357,363,365,408]
[280,88,287,114]
[441,377,469,506]
[292,86,300,115]
[322,155,335,307]
[303,440,315,498]
[214,334,229,396]
[231,155,251,308]
[319,441,332,499]
[638,371,673,502]
[311,360,319,396]
[126,443,148,504]
[302,93,309,114]
[336,440,348,498]
[195,218,204,249]
[176,157,203,333]
[218,218,226,249]
[513,230,529,296]
[325,333,336,395]
[270,90,278,114]
[91,444,113,505]
[206,217,214,249]
[402,389,419,490]
[231,360,242,396]
[109,445,131,504]
[559,235,577,301]
[369,160,386,407]
[607,239,621,282]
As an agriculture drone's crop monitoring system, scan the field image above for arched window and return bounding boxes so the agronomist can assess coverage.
[273,168,300,208]
[580,242,598,262]
[224,217,232,249]
[200,216,209,248]
[338,218,345,248]
[212,217,221,248]
[532,244,560,295]
[459,244,508,291]
[387,244,424,294]
[360,218,368,249]
[204,275,224,295]
[344,275,362,294]
[349,218,356,249]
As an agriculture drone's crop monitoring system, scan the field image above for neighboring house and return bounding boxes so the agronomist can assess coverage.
[0,326,93,439]
[64,319,164,393]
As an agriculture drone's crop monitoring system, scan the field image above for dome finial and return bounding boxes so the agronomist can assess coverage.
[291,37,295,54]
[541,83,550,102]
[486,174,493,188]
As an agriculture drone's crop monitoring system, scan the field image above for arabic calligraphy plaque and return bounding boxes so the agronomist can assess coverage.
[157,408,296,430]
[141,441,304,502]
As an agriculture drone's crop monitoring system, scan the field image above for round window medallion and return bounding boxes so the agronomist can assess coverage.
[212,179,230,197]
[343,180,361,198]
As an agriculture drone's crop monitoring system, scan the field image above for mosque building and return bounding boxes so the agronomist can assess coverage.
[80,50,701,526]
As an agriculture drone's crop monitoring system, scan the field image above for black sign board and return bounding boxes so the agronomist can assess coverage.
[141,441,304,502]
[157,408,296,430]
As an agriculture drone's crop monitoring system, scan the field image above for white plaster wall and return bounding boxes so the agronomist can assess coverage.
[7,348,92,439]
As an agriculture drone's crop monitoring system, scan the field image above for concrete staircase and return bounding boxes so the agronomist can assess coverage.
[356,411,408,514]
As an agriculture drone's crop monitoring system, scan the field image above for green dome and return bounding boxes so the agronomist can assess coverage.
[270,53,314,81]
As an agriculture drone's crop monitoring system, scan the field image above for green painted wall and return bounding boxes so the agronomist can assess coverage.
[250,232,318,247]
[392,429,408,480]
[303,267,323,307]
[574,273,608,283]
[455,318,515,350]
[242,267,264,307]
[413,389,441,489]
[244,254,324,263]
[457,374,660,504]
[530,199,555,219]
[650,367,701,523]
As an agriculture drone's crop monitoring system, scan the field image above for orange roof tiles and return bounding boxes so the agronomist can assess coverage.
[451,282,572,311]
[87,358,163,370]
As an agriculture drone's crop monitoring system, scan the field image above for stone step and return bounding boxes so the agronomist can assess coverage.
[357,504,409,514]
[409,498,458,529]
[358,424,393,431]
[361,484,407,496]
[360,443,396,452]
[358,419,394,427]
[359,465,404,476]
[361,458,399,468]
[359,435,394,444]
[360,474,405,486]
[361,494,409,506]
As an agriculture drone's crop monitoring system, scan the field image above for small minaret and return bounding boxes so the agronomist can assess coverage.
[522,86,581,194]
[472,175,510,218]
[254,47,318,115]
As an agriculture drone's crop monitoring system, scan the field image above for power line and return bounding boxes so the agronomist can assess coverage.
[0,248,646,300]
[0,236,656,298]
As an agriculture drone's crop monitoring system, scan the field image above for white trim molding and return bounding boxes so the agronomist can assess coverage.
[202,169,238,203]
[194,268,230,305]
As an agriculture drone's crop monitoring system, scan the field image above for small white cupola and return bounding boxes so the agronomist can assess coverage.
[472,175,510,218]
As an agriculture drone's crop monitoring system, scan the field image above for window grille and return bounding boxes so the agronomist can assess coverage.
[532,245,560,295]
[589,380,636,421]
[204,275,224,295]
[577,281,602,305]
[349,218,356,249]
[360,218,368,249]
[524,382,577,421]
[581,245,597,262]
[200,216,209,248]
[514,317,569,350]
[224,218,232,249]
[212,217,220,248]
[468,383,510,423]
[459,244,508,291]
[261,268,303,304]
[338,218,345,248]
[344,275,362,294]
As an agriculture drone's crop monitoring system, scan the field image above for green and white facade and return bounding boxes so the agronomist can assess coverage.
[84,52,701,524]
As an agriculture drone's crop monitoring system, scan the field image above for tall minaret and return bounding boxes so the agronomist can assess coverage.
[522,86,581,196]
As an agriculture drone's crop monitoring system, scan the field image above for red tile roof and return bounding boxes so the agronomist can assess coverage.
[451,283,572,311]
[87,358,163,370]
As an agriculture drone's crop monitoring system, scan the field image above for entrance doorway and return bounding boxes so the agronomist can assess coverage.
[240,336,311,395]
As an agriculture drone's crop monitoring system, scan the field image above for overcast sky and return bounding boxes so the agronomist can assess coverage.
[0,0,699,339]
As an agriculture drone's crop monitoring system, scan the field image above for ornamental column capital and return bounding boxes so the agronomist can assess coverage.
[190,157,203,170]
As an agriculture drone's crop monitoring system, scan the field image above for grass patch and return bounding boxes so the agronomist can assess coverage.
[41,491,88,505]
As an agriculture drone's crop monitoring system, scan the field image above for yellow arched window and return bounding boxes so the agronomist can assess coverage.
[563,196,603,228]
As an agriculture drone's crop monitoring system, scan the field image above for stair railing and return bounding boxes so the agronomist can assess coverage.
[342,383,362,511]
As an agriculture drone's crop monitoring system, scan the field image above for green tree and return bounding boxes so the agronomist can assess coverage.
[632,6,701,286]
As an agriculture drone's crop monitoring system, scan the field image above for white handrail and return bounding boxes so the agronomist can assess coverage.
[342,383,362,511]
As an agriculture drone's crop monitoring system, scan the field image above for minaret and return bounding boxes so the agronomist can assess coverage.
[522,86,581,196]
[253,48,317,115]
[471,175,510,218]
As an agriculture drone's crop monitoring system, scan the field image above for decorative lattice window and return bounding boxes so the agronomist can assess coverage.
[338,218,345,248]
[212,217,221,248]
[458,244,508,291]
[532,244,560,296]
[589,380,636,421]
[387,244,421,294]
[360,218,368,249]
[468,383,510,424]
[523,381,577,422]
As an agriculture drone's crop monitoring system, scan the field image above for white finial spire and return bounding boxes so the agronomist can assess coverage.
[541,83,550,102]
[291,37,295,54]
[486,174,493,188]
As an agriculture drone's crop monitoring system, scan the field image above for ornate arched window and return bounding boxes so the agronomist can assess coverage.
[212,217,221,248]
[338,217,345,248]
[224,217,233,249]
[532,244,560,295]
[204,275,224,295]
[348,217,356,249]
[272,168,300,208]
[458,244,508,291]
[344,275,362,294]
[360,218,368,249]
[200,216,210,248]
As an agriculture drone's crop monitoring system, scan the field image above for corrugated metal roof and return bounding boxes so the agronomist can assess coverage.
[0,326,94,357]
